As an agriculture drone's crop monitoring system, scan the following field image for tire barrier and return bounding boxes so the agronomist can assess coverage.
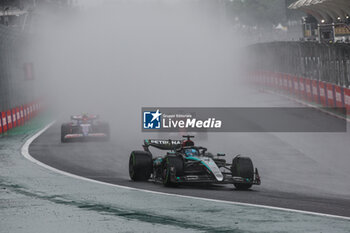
[250,71,350,115]
[0,99,44,135]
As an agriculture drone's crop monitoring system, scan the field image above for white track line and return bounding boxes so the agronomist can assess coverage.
[21,122,350,221]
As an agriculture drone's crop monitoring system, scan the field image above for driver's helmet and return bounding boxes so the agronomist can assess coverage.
[184,148,198,157]
[182,139,194,147]
[82,114,89,123]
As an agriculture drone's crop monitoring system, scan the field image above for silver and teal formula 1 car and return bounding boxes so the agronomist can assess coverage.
[129,136,261,190]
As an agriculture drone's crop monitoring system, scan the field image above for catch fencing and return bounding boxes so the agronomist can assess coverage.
[249,41,350,88]
[0,25,41,134]
[0,25,37,112]
[248,42,350,115]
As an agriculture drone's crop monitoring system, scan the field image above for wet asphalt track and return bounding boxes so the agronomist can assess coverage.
[29,119,350,218]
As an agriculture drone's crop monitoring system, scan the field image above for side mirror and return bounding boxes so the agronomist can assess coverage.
[217,153,225,157]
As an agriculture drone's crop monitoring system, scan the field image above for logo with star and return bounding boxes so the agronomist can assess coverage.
[143,109,162,129]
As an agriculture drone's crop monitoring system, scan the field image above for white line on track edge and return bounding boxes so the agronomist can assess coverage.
[21,121,350,221]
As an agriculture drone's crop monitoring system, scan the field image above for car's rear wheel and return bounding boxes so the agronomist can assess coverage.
[162,156,184,187]
[61,124,69,143]
[231,156,254,190]
[129,151,152,181]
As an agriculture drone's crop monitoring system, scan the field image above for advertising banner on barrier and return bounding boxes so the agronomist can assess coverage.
[344,88,350,115]
[288,75,294,94]
[23,105,27,121]
[312,80,320,103]
[326,83,335,107]
[262,71,267,86]
[270,72,275,88]
[334,85,344,108]
[32,103,36,117]
[293,76,299,96]
[7,110,12,129]
[26,104,30,121]
[2,112,7,132]
[16,107,20,126]
[268,72,273,87]
[28,104,33,119]
[34,102,38,116]
[278,73,282,90]
[299,77,306,99]
[319,81,327,106]
[271,72,275,87]
[20,106,24,125]
[12,109,17,128]
[305,79,312,102]
[282,74,288,91]
[31,103,35,117]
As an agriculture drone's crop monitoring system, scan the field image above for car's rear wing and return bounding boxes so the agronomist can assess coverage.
[71,114,99,121]
[143,139,182,151]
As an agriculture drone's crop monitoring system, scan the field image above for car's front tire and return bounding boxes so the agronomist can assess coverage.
[162,156,184,187]
[231,156,254,190]
[129,151,153,181]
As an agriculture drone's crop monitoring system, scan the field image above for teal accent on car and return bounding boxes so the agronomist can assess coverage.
[186,156,212,172]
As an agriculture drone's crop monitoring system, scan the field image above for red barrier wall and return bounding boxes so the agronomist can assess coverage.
[334,86,344,108]
[326,83,335,107]
[305,79,312,102]
[2,112,7,132]
[288,75,294,94]
[293,76,299,96]
[344,88,350,115]
[311,80,320,103]
[7,110,12,129]
[318,82,327,106]
[12,108,17,128]
[252,71,350,115]
[0,99,44,135]
[299,77,306,100]
[20,106,24,125]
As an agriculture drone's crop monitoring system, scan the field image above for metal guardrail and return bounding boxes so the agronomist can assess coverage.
[248,41,350,88]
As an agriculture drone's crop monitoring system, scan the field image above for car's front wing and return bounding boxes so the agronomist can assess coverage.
[64,133,107,139]
[167,168,261,185]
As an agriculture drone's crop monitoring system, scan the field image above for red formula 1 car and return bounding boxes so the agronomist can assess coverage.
[61,114,110,142]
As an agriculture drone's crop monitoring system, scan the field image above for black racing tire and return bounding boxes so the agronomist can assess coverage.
[162,156,184,187]
[231,156,254,190]
[61,124,69,143]
[129,151,153,181]
[234,183,253,190]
